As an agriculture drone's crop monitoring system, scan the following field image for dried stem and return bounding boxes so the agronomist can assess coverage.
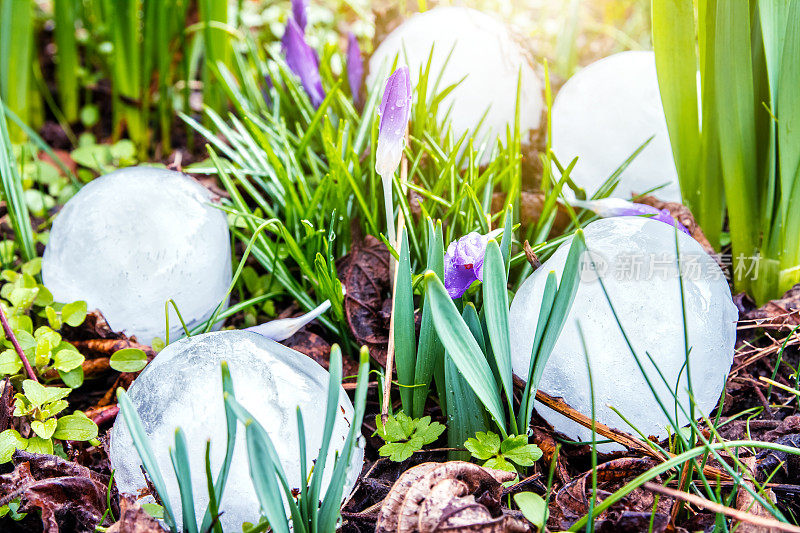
[643,482,800,533]
[381,135,409,424]
[0,305,38,382]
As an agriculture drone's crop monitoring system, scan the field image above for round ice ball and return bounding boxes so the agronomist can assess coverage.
[510,217,736,451]
[367,6,543,166]
[109,330,364,531]
[552,51,682,202]
[42,166,231,344]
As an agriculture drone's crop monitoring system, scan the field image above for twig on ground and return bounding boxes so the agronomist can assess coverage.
[643,482,800,533]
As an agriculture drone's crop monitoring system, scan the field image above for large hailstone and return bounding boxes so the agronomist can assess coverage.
[110,330,363,531]
[510,217,736,451]
[367,6,543,166]
[552,51,682,202]
[42,167,231,344]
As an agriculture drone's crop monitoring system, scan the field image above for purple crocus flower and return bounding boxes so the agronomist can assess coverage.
[282,17,324,107]
[347,33,364,107]
[376,66,412,178]
[291,0,307,32]
[570,198,690,235]
[444,232,490,298]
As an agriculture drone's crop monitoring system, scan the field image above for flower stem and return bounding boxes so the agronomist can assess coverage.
[381,175,396,248]
[0,305,38,382]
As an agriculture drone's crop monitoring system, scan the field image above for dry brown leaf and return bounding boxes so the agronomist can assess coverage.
[338,235,392,365]
[107,495,167,533]
[0,451,114,533]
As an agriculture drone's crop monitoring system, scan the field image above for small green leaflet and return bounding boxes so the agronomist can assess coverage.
[374,412,445,462]
[110,348,148,373]
[464,431,542,473]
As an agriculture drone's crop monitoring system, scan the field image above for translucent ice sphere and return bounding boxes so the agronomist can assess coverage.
[552,51,682,202]
[109,330,363,531]
[367,6,543,167]
[42,167,231,344]
[510,217,737,451]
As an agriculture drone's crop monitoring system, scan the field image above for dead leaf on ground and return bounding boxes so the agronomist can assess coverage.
[736,457,779,533]
[0,450,115,533]
[551,457,672,531]
[738,284,800,330]
[283,327,360,376]
[107,494,167,533]
[375,461,528,533]
[338,235,392,366]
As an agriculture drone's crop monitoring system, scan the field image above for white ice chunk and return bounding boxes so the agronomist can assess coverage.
[109,330,363,531]
[42,167,231,345]
[367,6,543,167]
[510,217,737,451]
[552,51,682,202]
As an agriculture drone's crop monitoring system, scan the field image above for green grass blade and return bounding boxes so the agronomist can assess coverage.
[0,98,36,262]
[53,0,79,123]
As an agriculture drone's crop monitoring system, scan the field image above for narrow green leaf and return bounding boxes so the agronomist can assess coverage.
[169,428,198,533]
[424,271,507,436]
[481,240,515,432]
[413,219,445,418]
[393,227,416,413]
[116,388,177,530]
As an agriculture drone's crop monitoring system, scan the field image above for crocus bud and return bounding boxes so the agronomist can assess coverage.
[347,33,364,107]
[375,66,412,179]
[282,17,325,107]
[443,229,502,298]
[292,0,307,32]
[569,198,690,235]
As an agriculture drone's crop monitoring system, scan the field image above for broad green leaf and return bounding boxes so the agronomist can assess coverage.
[424,271,508,436]
[61,301,87,327]
[23,380,70,408]
[0,429,27,463]
[514,492,549,529]
[52,349,84,372]
[109,348,148,373]
[58,366,84,389]
[31,418,57,440]
[482,455,515,473]
[464,431,501,460]
[26,436,53,456]
[0,349,21,375]
[53,412,98,441]
[501,435,542,466]
[8,287,37,310]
